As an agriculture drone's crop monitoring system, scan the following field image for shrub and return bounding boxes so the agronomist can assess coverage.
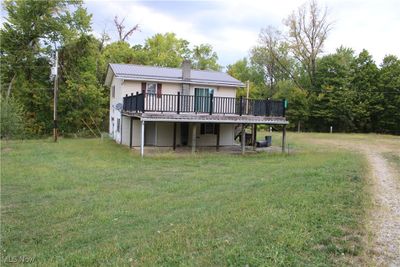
[1,96,25,139]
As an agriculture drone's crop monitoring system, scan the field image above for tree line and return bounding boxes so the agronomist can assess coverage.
[227,1,399,134]
[0,0,221,138]
[1,0,399,139]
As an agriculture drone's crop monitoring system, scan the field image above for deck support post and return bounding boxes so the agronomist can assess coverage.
[129,117,133,148]
[282,124,286,153]
[241,123,245,155]
[252,124,257,151]
[173,122,177,151]
[216,123,220,151]
[120,115,123,144]
[140,120,145,157]
[192,123,197,154]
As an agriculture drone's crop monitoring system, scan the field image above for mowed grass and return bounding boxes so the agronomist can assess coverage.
[1,136,368,266]
[383,152,400,176]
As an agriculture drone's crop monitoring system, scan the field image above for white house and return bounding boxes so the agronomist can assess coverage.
[104,61,288,156]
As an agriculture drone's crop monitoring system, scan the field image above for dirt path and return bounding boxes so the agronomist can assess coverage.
[305,137,400,265]
[365,148,400,266]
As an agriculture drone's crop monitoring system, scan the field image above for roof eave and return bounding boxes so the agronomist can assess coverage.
[116,75,244,88]
[104,64,115,87]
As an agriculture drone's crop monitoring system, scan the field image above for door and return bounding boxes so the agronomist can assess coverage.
[180,122,189,146]
[195,88,214,113]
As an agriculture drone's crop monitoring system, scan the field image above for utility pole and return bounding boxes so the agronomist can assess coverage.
[52,51,58,142]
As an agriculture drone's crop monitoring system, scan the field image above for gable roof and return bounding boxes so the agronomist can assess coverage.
[104,63,244,88]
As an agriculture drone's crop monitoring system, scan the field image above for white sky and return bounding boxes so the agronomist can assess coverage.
[86,0,400,67]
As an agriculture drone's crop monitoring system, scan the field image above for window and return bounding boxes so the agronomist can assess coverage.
[146,82,157,94]
[200,123,217,135]
[117,118,120,133]
[112,85,115,98]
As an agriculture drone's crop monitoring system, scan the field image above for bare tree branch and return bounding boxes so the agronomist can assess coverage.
[114,16,140,42]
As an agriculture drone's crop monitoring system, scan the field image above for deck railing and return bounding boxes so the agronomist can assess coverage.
[123,92,286,117]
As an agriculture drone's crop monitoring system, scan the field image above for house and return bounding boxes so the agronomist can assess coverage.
[104,61,288,156]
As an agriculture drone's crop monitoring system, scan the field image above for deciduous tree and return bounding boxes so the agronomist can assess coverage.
[190,44,221,71]
[142,33,191,67]
[378,55,400,133]
[284,0,332,90]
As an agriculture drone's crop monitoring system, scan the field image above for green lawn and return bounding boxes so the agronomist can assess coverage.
[1,136,368,266]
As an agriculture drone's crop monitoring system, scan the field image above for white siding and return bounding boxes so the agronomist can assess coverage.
[219,124,236,146]
[109,77,123,142]
[121,115,130,146]
[132,120,141,146]
[156,122,174,146]
[121,81,142,97]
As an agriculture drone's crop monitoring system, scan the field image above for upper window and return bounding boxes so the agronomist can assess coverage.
[112,85,115,98]
[146,82,157,94]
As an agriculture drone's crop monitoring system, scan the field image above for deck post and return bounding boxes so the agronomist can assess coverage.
[130,93,134,111]
[129,117,133,148]
[140,120,145,157]
[192,123,197,154]
[239,96,243,116]
[241,123,245,155]
[252,124,257,151]
[216,123,220,151]
[177,92,180,114]
[135,92,139,112]
[120,115,123,144]
[209,93,213,115]
[173,122,177,150]
[282,124,286,153]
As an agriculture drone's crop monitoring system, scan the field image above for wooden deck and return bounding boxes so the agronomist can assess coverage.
[122,112,288,124]
[121,93,289,157]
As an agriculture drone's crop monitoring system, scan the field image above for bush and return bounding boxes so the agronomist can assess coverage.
[1,96,25,139]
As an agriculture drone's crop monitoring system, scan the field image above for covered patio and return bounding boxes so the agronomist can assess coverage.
[121,112,289,157]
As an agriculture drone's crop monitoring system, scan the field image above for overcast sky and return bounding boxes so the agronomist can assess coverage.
[87,0,399,67]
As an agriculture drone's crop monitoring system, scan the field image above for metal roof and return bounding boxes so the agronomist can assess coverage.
[106,63,244,87]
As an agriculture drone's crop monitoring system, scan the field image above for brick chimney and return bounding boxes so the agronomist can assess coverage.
[182,60,191,81]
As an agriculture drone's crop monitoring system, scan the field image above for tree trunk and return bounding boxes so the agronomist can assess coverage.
[6,74,16,99]
[297,121,301,133]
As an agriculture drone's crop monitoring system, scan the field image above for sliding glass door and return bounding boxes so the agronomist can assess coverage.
[194,88,214,113]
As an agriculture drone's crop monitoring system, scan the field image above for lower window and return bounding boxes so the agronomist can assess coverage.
[200,123,218,135]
